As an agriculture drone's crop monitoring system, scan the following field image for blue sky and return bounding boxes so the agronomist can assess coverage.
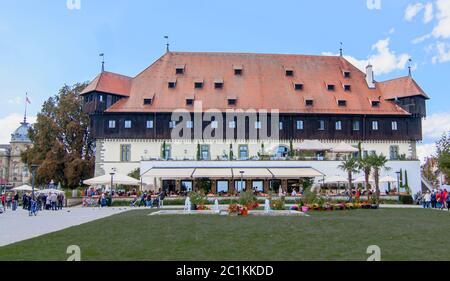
[0,0,449,159]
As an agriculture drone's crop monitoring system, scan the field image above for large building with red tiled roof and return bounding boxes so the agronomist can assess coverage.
[81,51,428,195]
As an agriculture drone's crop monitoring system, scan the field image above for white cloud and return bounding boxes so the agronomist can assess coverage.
[424,2,435,23]
[8,97,22,105]
[423,112,450,139]
[431,42,450,63]
[417,143,437,162]
[432,0,450,39]
[405,3,425,21]
[0,113,36,144]
[322,37,411,75]
[417,111,450,163]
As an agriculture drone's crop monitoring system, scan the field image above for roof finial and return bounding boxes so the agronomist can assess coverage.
[24,92,30,124]
[99,53,105,72]
[339,42,343,57]
[164,36,170,53]
[408,58,412,77]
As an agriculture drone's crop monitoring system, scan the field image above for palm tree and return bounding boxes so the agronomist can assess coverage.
[368,154,390,203]
[338,157,359,199]
[358,156,373,199]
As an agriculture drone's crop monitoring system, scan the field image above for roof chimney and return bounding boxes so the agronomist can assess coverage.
[365,64,375,89]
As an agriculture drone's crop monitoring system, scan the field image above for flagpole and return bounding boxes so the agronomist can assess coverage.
[24,92,28,123]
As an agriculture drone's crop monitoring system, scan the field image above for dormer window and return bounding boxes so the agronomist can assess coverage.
[371,100,380,107]
[338,100,347,107]
[327,84,335,91]
[294,83,304,91]
[344,85,351,92]
[175,65,185,75]
[234,65,243,75]
[305,99,314,106]
[214,79,224,89]
[194,79,204,89]
[285,68,294,77]
[343,71,351,78]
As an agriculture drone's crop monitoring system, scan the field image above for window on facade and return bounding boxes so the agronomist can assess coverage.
[175,67,184,75]
[108,120,116,129]
[343,71,351,78]
[294,84,304,91]
[296,120,304,130]
[229,121,236,129]
[318,120,325,131]
[120,144,131,162]
[255,121,262,129]
[327,84,335,91]
[200,145,210,160]
[389,145,399,160]
[239,145,249,160]
[344,85,351,92]
[144,99,153,105]
[392,121,398,131]
[211,121,219,129]
[215,82,223,89]
[169,121,177,128]
[99,95,104,102]
[181,181,193,192]
[234,69,242,75]
[162,144,171,160]
[186,121,193,129]
[168,82,176,88]
[186,99,194,106]
[194,82,203,89]
[372,121,379,131]
[353,120,360,131]
[124,120,132,129]
[371,100,380,107]
[279,122,283,130]
[285,70,294,77]
[146,120,154,129]
[228,99,237,106]
[235,180,246,192]
[338,100,347,107]
[217,181,229,193]
[305,99,314,106]
[335,121,342,130]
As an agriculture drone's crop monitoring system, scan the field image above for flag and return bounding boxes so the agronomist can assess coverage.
[25,93,31,104]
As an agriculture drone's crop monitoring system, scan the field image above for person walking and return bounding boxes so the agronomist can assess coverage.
[446,190,450,211]
[431,190,437,208]
[443,189,448,210]
[50,193,57,211]
[12,192,19,211]
[424,191,431,209]
[1,193,6,209]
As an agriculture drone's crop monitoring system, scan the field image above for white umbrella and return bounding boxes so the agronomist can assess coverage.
[12,185,35,192]
[296,140,331,151]
[37,189,65,194]
[379,176,398,183]
[353,175,376,183]
[331,142,359,153]
[83,173,140,186]
[324,175,348,184]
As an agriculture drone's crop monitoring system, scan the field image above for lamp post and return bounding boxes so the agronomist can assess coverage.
[240,170,245,193]
[396,171,401,202]
[31,164,39,200]
[109,170,115,206]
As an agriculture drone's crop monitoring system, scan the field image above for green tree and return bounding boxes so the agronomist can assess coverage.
[368,154,390,203]
[128,168,141,180]
[338,157,359,199]
[358,157,372,196]
[21,83,94,189]
[437,133,450,180]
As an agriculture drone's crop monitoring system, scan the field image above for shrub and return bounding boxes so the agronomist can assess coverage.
[188,190,207,206]
[400,195,414,205]
[271,198,285,210]
[238,189,257,208]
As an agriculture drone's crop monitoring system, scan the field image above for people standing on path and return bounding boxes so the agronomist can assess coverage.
[431,190,437,208]
[50,193,58,211]
[12,192,18,211]
[423,191,432,209]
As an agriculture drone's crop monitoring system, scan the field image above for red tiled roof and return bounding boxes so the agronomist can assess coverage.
[81,71,132,97]
[81,52,428,115]
[378,76,430,100]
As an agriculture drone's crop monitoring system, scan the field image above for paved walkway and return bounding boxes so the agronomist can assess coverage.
[0,207,132,247]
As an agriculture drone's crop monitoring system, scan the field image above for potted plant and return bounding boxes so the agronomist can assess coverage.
[189,190,207,210]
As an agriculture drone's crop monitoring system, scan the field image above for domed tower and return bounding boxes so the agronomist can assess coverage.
[8,117,32,186]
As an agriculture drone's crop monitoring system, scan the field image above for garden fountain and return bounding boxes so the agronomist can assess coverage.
[213,199,220,213]
[264,199,271,214]
[184,197,191,213]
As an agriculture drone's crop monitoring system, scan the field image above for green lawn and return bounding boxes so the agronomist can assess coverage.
[1,209,449,261]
